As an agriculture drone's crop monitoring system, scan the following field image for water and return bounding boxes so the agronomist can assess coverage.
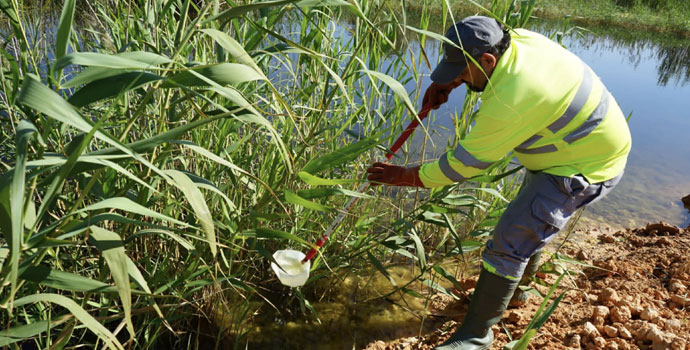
[401,22,690,230]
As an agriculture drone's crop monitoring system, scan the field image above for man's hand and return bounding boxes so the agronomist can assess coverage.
[366,162,424,187]
[422,81,463,110]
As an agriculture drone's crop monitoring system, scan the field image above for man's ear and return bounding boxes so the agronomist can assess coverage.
[480,52,498,70]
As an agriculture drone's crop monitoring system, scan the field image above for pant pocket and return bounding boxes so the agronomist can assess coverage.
[531,194,570,230]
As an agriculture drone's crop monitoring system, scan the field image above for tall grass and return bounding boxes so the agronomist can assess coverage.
[0,0,546,348]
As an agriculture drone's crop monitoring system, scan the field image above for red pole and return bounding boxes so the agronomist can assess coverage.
[301,103,434,263]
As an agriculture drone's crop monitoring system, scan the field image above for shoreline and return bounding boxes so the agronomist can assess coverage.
[393,1,690,40]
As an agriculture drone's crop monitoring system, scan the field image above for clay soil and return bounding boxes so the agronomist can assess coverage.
[364,222,690,350]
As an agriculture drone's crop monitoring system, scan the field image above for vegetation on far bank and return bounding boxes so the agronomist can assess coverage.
[395,0,690,38]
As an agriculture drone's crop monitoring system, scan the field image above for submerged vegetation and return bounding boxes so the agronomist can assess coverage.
[0,0,569,349]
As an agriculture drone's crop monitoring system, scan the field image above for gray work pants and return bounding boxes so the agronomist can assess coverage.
[482,170,623,279]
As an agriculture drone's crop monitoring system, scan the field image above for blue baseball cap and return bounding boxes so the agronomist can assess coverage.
[430,16,504,84]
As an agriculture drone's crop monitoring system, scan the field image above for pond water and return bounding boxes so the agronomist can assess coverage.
[400,21,690,230]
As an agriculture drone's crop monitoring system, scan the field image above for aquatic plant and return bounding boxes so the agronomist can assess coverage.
[0,0,564,348]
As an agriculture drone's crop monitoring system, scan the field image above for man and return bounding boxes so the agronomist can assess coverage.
[366,16,631,350]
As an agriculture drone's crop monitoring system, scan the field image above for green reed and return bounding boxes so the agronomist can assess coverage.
[0,0,555,348]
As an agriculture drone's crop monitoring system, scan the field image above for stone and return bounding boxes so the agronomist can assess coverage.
[654,342,670,350]
[656,236,673,246]
[646,324,668,344]
[593,305,611,319]
[671,337,687,350]
[507,310,521,323]
[593,316,606,326]
[567,334,582,349]
[668,279,687,294]
[610,305,632,323]
[604,325,619,338]
[641,307,660,321]
[600,288,621,305]
[645,222,681,235]
[606,341,619,350]
[670,294,689,307]
[593,337,607,348]
[631,321,652,340]
[615,323,632,339]
[584,321,601,337]
[664,318,681,330]
[577,249,589,261]
[600,234,616,243]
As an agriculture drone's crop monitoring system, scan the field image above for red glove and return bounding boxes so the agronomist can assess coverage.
[422,81,463,110]
[366,162,424,187]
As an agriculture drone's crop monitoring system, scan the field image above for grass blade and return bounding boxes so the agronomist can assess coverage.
[55,0,75,59]
[297,171,360,186]
[165,170,217,256]
[77,197,190,228]
[20,265,115,293]
[164,63,265,87]
[8,120,37,310]
[14,293,125,350]
[201,28,266,77]
[68,72,163,107]
[88,226,134,341]
[55,52,168,71]
[301,131,383,175]
[284,190,332,212]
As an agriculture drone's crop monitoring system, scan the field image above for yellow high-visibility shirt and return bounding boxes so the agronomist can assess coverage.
[419,29,631,188]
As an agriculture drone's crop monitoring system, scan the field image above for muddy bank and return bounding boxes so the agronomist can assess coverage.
[364,222,690,350]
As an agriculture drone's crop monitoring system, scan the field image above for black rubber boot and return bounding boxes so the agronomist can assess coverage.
[509,251,542,307]
[435,268,520,350]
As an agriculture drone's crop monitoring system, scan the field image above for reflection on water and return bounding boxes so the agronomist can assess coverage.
[657,45,690,86]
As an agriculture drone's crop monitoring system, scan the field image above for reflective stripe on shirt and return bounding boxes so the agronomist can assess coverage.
[515,64,609,154]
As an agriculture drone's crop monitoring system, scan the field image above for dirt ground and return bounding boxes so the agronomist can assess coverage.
[363,222,690,350]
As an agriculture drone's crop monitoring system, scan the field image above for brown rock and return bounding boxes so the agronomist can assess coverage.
[603,325,619,338]
[656,236,674,246]
[670,294,689,307]
[593,305,611,319]
[577,249,590,261]
[507,311,521,324]
[671,337,687,350]
[593,337,607,348]
[645,222,681,235]
[664,318,681,330]
[610,305,632,323]
[646,324,669,344]
[593,316,606,326]
[631,321,652,340]
[668,279,687,294]
[584,321,601,337]
[599,234,616,243]
[606,341,619,350]
[567,334,582,349]
[682,194,690,210]
[599,288,621,305]
[615,323,632,339]
[641,307,660,321]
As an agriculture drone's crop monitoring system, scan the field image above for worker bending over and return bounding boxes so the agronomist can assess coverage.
[367,16,631,350]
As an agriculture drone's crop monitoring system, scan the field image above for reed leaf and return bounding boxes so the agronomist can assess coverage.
[55,0,76,59]
[77,197,191,228]
[165,170,217,256]
[14,293,125,350]
[8,120,37,309]
[19,265,116,293]
[88,226,134,341]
